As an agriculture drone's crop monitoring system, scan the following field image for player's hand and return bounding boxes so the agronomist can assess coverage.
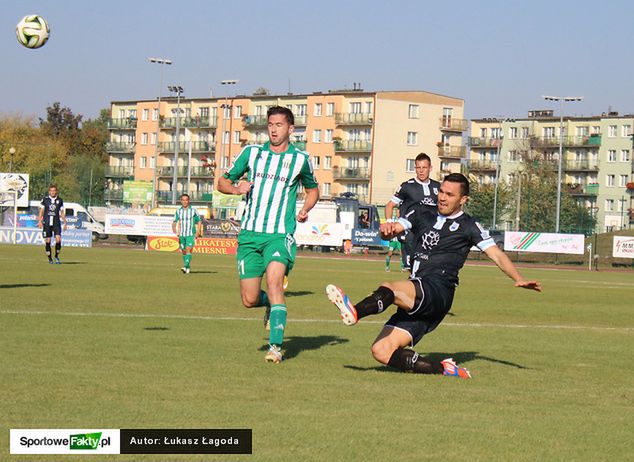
[63,223,67,231]
[380,221,398,238]
[297,209,309,222]
[515,280,542,292]
[236,181,253,195]
[37,221,42,229]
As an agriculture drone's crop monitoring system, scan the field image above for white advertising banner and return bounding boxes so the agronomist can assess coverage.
[105,214,173,236]
[10,429,120,455]
[0,172,30,207]
[504,231,585,255]
[612,236,634,258]
[294,222,344,246]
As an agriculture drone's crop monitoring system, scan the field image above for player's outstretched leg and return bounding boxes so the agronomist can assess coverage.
[440,358,472,379]
[326,284,395,325]
[326,284,358,325]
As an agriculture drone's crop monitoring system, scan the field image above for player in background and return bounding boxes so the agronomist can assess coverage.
[218,106,319,364]
[37,184,67,264]
[172,193,202,274]
[385,237,403,272]
[327,174,541,378]
[385,153,440,272]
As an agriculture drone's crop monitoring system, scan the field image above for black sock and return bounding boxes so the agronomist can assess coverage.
[355,286,394,319]
[387,348,443,374]
[55,242,61,257]
[45,243,52,258]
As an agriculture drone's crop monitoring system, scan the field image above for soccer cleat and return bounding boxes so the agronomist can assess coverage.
[264,344,283,364]
[283,275,289,290]
[440,358,472,379]
[185,268,190,274]
[263,304,271,331]
[180,267,187,273]
[48,258,54,264]
[326,284,358,326]
[385,266,390,272]
[54,257,61,265]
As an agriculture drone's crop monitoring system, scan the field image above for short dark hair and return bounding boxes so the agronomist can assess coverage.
[267,106,294,125]
[415,153,431,163]
[48,184,57,190]
[180,193,190,199]
[443,173,469,196]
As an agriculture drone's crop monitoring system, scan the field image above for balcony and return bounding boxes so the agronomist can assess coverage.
[158,141,215,153]
[104,189,124,201]
[294,115,307,126]
[439,117,468,132]
[332,167,370,180]
[105,166,134,178]
[243,115,268,128]
[334,140,372,152]
[156,191,214,202]
[160,116,216,129]
[466,160,497,171]
[106,142,135,153]
[335,113,373,125]
[565,135,601,147]
[565,183,599,197]
[564,160,599,171]
[107,118,137,130]
[157,166,215,178]
[468,137,502,148]
[438,145,467,159]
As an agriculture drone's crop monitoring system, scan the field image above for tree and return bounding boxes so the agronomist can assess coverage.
[465,180,512,229]
[39,102,82,138]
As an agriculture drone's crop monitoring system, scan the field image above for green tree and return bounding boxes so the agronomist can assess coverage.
[465,180,512,229]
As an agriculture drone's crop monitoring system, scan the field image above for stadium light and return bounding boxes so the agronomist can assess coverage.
[148,57,172,207]
[168,86,184,205]
[220,80,239,173]
[541,95,584,233]
[9,147,15,172]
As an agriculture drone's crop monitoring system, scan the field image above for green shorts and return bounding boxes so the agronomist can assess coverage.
[236,230,296,279]
[389,240,401,251]
[179,235,196,250]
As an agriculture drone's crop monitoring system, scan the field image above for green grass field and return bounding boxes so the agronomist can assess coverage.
[1,244,633,461]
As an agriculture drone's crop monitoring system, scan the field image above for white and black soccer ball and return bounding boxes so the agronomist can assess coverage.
[16,15,50,49]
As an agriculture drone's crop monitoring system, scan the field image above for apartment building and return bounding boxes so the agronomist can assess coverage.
[468,110,634,232]
[106,89,465,208]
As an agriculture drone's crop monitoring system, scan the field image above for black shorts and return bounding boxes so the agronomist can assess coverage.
[42,224,62,239]
[384,277,455,346]
[398,231,415,269]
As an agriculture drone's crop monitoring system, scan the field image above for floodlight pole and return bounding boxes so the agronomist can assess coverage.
[542,95,583,233]
[168,85,184,205]
[9,147,15,172]
[220,80,239,172]
[148,57,172,207]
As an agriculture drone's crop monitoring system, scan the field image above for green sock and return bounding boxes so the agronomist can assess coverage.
[268,304,287,346]
[184,254,192,268]
[385,256,390,267]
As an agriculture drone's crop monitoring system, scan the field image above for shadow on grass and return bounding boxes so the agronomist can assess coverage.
[284,290,314,297]
[190,271,217,274]
[57,262,86,265]
[0,283,51,289]
[259,335,349,361]
[143,327,171,331]
[344,351,529,372]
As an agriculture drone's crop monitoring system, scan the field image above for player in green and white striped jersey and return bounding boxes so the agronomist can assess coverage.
[218,106,319,363]
[172,193,202,274]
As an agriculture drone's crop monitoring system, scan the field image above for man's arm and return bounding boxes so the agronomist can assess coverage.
[484,245,542,291]
[60,207,67,230]
[217,176,252,195]
[385,201,396,221]
[297,187,319,222]
[37,205,44,228]
[379,221,405,240]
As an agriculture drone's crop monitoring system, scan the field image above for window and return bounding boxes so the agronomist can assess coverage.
[255,105,263,116]
[326,103,335,116]
[296,104,307,116]
[140,157,147,169]
[621,149,631,162]
[406,159,415,172]
[408,104,419,119]
[233,130,240,143]
[322,182,331,197]
[200,107,209,117]
[150,133,157,145]
[222,131,230,144]
[620,175,629,187]
[152,109,159,121]
[365,102,373,114]
[312,156,320,169]
[543,127,555,138]
[623,125,632,137]
[608,125,617,137]
[142,109,149,121]
[407,131,418,145]
[490,128,502,139]
[350,129,361,141]
[608,150,617,162]
[234,105,242,118]
[576,126,589,136]
[325,129,333,143]
[150,156,156,168]
[509,127,518,139]
[141,133,148,145]
[605,199,614,212]
[221,156,229,169]
[324,156,332,169]
[508,150,518,162]
[480,128,487,138]
[606,174,615,186]
[521,127,529,139]
[223,106,231,120]
[313,130,322,143]
[314,103,322,116]
[211,106,217,120]
[350,102,362,114]
[591,125,600,134]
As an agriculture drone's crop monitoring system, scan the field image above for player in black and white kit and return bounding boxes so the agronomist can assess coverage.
[37,184,67,264]
[385,153,440,271]
[327,174,541,378]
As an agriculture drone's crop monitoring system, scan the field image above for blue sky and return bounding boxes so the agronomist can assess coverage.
[3,0,634,121]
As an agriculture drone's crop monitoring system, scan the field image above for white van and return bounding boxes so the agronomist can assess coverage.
[22,200,107,240]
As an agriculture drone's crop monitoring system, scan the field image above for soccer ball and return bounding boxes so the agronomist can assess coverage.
[16,15,50,49]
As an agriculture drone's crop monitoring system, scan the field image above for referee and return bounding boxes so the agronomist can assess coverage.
[37,184,67,264]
